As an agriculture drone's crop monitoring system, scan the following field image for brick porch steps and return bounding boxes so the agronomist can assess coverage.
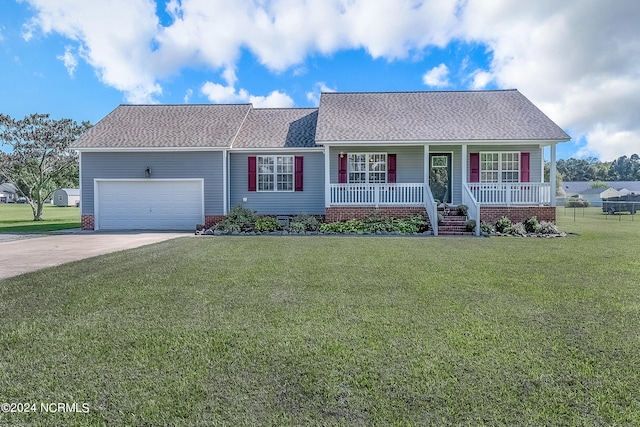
[437,208,475,236]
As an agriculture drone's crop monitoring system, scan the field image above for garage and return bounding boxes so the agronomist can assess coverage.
[95,179,204,230]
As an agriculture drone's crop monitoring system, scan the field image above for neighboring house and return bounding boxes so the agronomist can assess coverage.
[53,188,80,207]
[563,181,640,207]
[71,89,571,235]
[575,188,620,207]
[0,183,18,203]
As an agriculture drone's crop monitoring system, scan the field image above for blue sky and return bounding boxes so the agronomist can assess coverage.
[1,0,639,160]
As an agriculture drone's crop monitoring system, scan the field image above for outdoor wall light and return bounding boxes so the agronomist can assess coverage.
[339,151,345,158]
[145,167,152,178]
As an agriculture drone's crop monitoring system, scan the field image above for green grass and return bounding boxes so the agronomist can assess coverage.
[0,203,80,232]
[1,209,639,425]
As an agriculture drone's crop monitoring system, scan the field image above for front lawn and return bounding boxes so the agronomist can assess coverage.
[0,203,80,232]
[0,210,639,425]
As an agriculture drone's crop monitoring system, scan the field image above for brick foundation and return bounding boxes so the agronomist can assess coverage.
[480,206,556,224]
[81,214,94,230]
[325,206,427,222]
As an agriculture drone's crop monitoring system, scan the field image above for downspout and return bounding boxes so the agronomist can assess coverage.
[226,105,252,216]
[550,143,557,207]
[324,145,331,208]
[78,151,82,215]
[222,149,228,215]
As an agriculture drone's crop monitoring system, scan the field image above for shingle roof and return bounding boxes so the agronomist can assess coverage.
[232,108,318,148]
[564,181,640,194]
[71,104,251,149]
[315,90,571,143]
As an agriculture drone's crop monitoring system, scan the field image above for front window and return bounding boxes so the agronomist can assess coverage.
[480,152,519,183]
[258,155,293,191]
[348,153,387,184]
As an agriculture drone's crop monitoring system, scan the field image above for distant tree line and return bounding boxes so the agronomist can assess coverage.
[554,154,640,181]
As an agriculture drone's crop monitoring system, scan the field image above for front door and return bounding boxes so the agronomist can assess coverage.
[429,153,452,204]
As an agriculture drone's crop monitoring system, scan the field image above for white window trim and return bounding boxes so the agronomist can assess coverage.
[347,152,387,184]
[480,151,520,183]
[257,155,294,192]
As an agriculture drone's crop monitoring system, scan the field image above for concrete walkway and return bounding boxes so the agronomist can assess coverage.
[0,230,188,280]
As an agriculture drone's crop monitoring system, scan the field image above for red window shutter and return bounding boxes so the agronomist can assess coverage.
[338,154,347,183]
[470,153,480,183]
[295,156,304,191]
[248,156,257,191]
[388,154,396,183]
[520,152,530,182]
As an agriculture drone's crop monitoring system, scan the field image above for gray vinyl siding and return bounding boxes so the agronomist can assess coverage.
[229,151,325,215]
[328,146,425,184]
[80,151,224,215]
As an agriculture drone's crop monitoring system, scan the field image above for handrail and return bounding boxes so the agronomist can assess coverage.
[424,185,438,236]
[462,183,481,236]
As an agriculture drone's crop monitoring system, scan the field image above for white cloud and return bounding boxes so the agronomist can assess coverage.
[21,0,640,159]
[250,91,294,108]
[56,45,77,76]
[422,63,450,87]
[579,124,640,161]
[469,70,493,89]
[24,0,162,103]
[458,0,640,159]
[201,78,293,108]
[306,82,336,105]
[183,88,193,103]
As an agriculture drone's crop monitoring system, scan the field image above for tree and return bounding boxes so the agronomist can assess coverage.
[608,154,639,181]
[0,113,90,221]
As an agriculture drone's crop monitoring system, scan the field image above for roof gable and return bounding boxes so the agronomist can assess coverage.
[233,108,318,148]
[71,104,251,149]
[315,90,570,143]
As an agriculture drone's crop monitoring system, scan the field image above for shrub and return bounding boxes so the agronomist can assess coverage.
[507,222,527,236]
[495,216,512,233]
[288,222,306,233]
[536,221,559,234]
[254,216,280,232]
[291,214,320,231]
[465,219,476,232]
[320,215,428,234]
[524,216,539,233]
[437,213,444,225]
[406,215,429,233]
[320,219,365,233]
[215,205,258,232]
[394,218,418,234]
[480,222,495,234]
[457,204,469,216]
[566,198,590,208]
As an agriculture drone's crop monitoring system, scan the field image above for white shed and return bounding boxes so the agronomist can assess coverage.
[53,188,80,207]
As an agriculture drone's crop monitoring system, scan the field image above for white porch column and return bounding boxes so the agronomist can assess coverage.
[423,144,429,201]
[550,143,557,207]
[222,149,228,215]
[324,145,331,208]
[461,144,468,184]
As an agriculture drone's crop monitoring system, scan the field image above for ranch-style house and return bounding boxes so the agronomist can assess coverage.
[72,89,571,235]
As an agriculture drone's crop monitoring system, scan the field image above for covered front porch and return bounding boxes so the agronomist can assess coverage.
[322,143,561,235]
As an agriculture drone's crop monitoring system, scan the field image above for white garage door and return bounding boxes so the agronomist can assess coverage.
[96,180,204,230]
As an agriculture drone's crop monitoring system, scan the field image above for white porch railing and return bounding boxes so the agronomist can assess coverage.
[462,184,481,236]
[467,182,551,206]
[330,183,424,206]
[424,185,438,236]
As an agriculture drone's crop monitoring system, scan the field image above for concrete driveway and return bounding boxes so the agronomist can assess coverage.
[0,231,189,280]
